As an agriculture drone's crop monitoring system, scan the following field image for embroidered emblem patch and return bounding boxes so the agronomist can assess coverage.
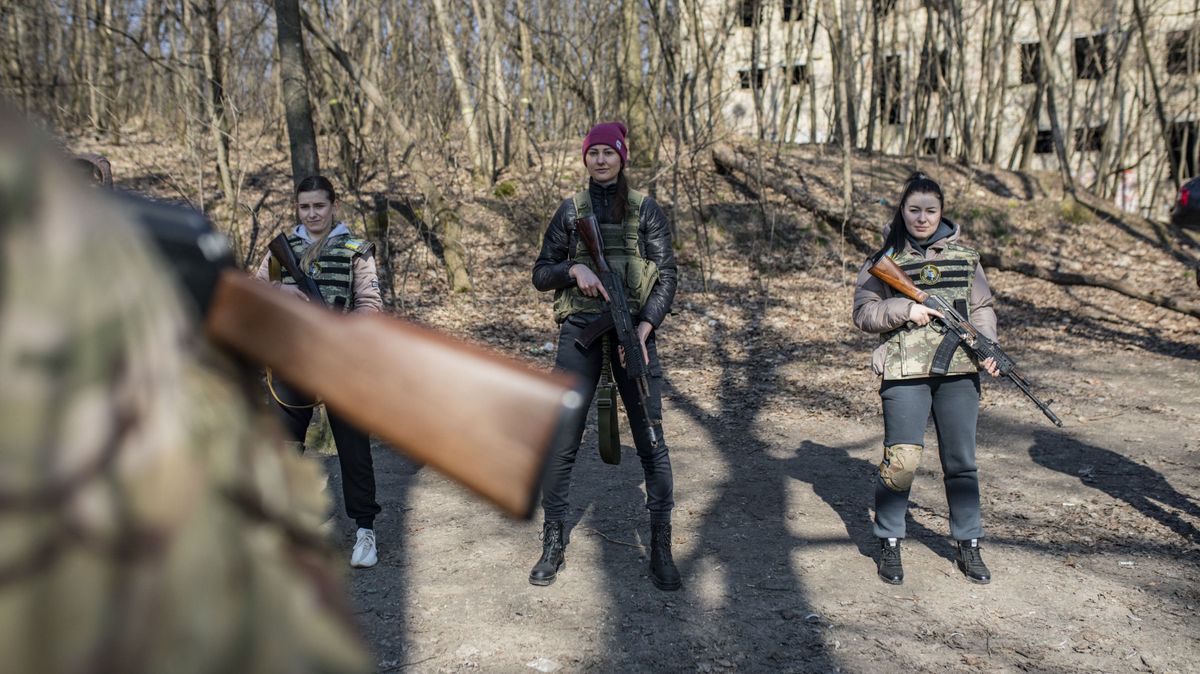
[918,264,941,285]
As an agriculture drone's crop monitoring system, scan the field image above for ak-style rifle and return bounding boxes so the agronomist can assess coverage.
[267,233,325,304]
[124,193,584,518]
[573,214,662,448]
[868,254,1063,427]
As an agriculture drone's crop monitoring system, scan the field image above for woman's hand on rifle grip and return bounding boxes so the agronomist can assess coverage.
[906,302,942,327]
[569,264,610,301]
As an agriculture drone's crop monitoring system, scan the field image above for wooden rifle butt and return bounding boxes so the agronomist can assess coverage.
[205,271,584,518]
[575,215,611,273]
[868,256,929,303]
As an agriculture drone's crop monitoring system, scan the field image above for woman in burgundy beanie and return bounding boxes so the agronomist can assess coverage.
[530,122,681,590]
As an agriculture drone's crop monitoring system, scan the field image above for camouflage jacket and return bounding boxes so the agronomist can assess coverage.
[852,222,998,379]
[0,147,371,674]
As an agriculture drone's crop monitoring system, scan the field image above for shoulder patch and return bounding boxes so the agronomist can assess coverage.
[341,238,375,255]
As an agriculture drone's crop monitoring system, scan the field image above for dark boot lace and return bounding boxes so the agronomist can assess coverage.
[539,522,563,560]
[959,541,989,574]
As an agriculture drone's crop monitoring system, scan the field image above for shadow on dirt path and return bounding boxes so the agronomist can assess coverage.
[1029,430,1200,548]
[326,446,421,667]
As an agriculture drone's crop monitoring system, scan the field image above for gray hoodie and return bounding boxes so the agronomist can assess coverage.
[852,221,997,376]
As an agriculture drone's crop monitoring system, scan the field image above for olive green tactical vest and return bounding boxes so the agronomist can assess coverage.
[275,231,373,312]
[881,243,980,379]
[552,189,660,323]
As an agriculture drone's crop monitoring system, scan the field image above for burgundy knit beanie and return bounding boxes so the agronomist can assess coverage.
[582,122,629,166]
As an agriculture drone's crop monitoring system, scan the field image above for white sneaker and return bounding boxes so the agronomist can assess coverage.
[350,528,377,568]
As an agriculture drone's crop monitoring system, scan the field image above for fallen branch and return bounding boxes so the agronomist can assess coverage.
[713,144,1200,320]
[711,144,874,255]
[979,252,1200,319]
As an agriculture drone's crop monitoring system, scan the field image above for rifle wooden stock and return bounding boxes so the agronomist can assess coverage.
[204,271,583,518]
[268,234,325,304]
[868,255,930,303]
[575,216,611,273]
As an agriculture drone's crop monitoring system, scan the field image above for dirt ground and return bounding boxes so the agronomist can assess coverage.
[323,261,1200,673]
[79,131,1199,672]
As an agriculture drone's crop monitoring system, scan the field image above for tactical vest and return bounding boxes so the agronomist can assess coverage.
[881,242,980,380]
[271,231,374,312]
[551,188,660,323]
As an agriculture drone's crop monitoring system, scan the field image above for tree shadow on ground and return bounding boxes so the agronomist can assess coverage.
[789,439,962,565]
[1028,430,1200,547]
[998,293,1200,361]
[327,444,420,669]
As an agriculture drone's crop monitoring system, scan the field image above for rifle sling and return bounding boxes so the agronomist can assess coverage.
[596,335,621,466]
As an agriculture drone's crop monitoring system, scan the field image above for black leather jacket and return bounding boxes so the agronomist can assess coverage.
[532,180,677,328]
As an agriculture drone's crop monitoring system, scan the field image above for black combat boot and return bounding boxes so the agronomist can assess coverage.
[956,539,991,584]
[649,522,682,591]
[528,521,565,586]
[877,538,904,585]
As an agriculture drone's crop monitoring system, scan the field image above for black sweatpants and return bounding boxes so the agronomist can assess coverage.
[874,373,983,541]
[540,314,674,523]
[271,378,380,529]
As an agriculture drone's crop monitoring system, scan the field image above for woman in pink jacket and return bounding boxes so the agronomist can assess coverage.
[852,172,1000,586]
[255,175,383,569]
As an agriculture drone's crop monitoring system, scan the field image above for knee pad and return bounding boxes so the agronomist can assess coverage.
[879,443,923,492]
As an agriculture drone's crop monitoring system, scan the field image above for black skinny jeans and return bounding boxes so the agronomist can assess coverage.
[541,314,674,523]
[874,374,983,541]
[271,379,381,529]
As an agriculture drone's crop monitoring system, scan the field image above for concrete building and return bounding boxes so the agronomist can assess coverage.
[682,0,1198,217]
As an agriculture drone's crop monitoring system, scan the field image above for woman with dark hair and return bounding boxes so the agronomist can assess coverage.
[852,172,1000,586]
[255,175,384,568]
[529,122,680,590]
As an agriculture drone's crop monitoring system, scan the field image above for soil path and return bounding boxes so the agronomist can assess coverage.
[328,315,1199,673]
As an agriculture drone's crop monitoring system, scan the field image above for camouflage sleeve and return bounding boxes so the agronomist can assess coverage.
[852,259,914,334]
[0,158,371,674]
[969,262,998,341]
[350,252,383,314]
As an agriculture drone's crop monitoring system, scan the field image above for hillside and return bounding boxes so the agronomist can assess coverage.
[71,130,1200,673]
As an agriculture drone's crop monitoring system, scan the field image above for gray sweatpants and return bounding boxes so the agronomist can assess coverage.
[873,374,983,541]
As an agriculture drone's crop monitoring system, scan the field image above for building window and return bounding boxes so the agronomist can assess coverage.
[1166,28,1198,76]
[922,136,952,155]
[879,54,902,125]
[1074,123,1106,152]
[738,68,766,90]
[1019,42,1042,84]
[1034,129,1055,154]
[873,0,896,16]
[739,0,759,27]
[919,48,949,91]
[1074,33,1108,80]
[786,63,808,86]
[1169,121,1197,179]
[782,0,803,22]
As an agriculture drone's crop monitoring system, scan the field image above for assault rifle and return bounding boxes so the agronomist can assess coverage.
[122,192,584,518]
[868,254,1064,427]
[573,214,662,448]
[267,233,325,304]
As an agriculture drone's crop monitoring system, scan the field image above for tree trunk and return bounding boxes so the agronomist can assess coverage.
[301,8,473,293]
[274,0,319,187]
[430,0,483,179]
[201,0,236,207]
[1032,0,1075,196]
